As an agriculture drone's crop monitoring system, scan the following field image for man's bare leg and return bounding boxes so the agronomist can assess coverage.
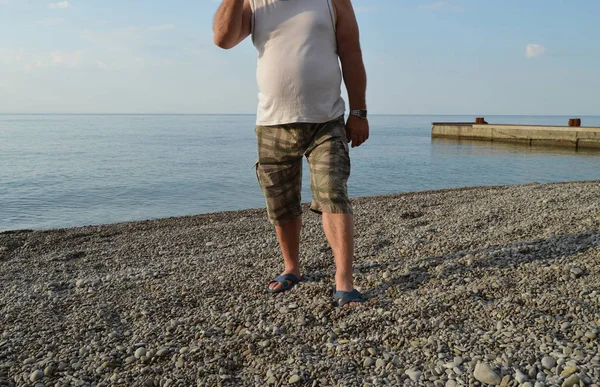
[322,213,360,306]
[268,216,302,290]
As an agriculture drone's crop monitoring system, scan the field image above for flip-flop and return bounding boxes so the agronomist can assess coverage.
[332,288,365,307]
[266,273,301,294]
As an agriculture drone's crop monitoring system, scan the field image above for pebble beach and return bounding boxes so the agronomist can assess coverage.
[1,180,600,387]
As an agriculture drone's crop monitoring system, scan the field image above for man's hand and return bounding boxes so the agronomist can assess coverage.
[345,115,369,148]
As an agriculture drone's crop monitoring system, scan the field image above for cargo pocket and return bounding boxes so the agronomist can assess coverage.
[253,160,260,185]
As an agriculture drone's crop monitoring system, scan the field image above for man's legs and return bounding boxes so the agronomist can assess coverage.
[305,117,360,306]
[268,216,302,291]
[255,123,307,291]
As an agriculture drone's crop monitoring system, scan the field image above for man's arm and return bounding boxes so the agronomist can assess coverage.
[334,0,368,147]
[213,0,252,49]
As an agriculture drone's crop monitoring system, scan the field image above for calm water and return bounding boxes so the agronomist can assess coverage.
[1,114,599,231]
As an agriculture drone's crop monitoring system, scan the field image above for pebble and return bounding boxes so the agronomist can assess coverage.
[561,374,580,387]
[289,374,301,384]
[541,356,555,370]
[405,369,421,382]
[585,331,597,339]
[570,267,584,278]
[29,370,43,382]
[43,366,54,377]
[156,348,169,357]
[134,348,146,359]
[560,366,578,377]
[474,362,501,385]
[515,369,528,383]
[363,357,374,367]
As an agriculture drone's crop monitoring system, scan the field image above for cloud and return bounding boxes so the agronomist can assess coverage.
[148,24,176,31]
[425,2,464,12]
[526,44,546,58]
[1,49,83,71]
[48,1,69,9]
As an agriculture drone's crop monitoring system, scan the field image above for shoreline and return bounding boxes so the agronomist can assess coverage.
[3,180,600,235]
[1,180,600,386]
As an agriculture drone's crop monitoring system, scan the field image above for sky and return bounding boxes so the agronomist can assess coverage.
[1,0,599,115]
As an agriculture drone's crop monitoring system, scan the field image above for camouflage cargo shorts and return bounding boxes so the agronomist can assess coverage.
[255,115,352,225]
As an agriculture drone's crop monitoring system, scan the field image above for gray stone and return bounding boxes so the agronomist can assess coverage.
[570,267,584,278]
[561,374,580,387]
[134,347,146,359]
[156,348,169,357]
[29,370,44,382]
[541,357,555,370]
[474,363,501,385]
[515,370,528,383]
[405,369,421,383]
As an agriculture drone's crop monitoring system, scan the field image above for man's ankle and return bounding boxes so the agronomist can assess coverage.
[334,274,354,291]
[283,267,301,276]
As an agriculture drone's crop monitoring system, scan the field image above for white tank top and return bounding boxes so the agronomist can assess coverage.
[250,0,346,125]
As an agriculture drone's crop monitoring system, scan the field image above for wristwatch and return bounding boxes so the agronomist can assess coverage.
[349,109,368,120]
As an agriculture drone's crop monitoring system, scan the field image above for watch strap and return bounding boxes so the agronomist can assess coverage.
[349,109,368,119]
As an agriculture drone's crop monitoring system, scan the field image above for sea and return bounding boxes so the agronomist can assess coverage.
[1,114,599,232]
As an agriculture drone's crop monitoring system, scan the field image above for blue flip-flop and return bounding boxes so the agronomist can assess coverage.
[332,288,365,307]
[266,273,301,294]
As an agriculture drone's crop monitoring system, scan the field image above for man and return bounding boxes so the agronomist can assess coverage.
[213,0,368,307]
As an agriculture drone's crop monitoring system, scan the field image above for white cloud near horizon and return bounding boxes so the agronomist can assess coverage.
[1,49,84,71]
[48,1,69,9]
[526,44,546,58]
